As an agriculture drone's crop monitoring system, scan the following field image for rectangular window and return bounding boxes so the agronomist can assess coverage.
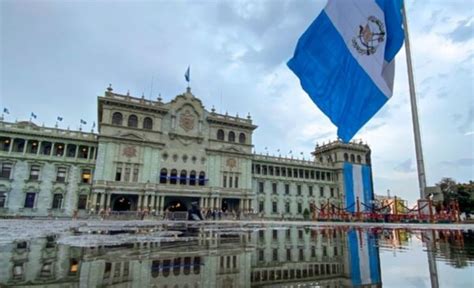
[223,175,227,188]
[321,172,326,181]
[269,166,274,176]
[286,249,292,261]
[272,230,278,240]
[330,187,334,198]
[323,246,327,257]
[258,249,264,262]
[272,183,277,194]
[297,185,301,196]
[316,171,320,180]
[133,166,139,182]
[81,169,92,184]
[235,176,238,188]
[276,167,280,176]
[298,203,302,214]
[24,192,35,208]
[320,187,324,197]
[311,246,316,257]
[272,201,277,214]
[29,165,40,180]
[229,176,233,188]
[0,192,6,208]
[115,167,122,181]
[52,193,63,209]
[299,249,304,261]
[288,168,292,177]
[285,202,290,213]
[77,195,87,210]
[258,182,264,193]
[56,167,67,182]
[285,184,290,195]
[309,186,313,196]
[0,163,12,179]
[259,201,264,213]
[124,165,131,182]
[272,249,278,261]
[282,168,286,177]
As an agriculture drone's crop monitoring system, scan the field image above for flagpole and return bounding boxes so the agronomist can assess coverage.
[402,2,427,199]
[403,4,438,288]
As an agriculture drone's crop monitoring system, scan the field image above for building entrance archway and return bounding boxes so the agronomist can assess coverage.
[111,194,138,211]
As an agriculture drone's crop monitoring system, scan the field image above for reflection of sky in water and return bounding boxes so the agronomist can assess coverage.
[0,220,472,287]
[379,231,474,288]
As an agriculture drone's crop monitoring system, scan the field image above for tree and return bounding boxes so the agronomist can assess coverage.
[436,178,474,213]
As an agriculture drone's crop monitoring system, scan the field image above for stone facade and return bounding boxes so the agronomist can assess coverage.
[0,86,372,218]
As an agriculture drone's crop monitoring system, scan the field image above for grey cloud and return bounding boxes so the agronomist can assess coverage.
[364,122,386,132]
[394,159,415,173]
[452,106,474,134]
[446,16,473,43]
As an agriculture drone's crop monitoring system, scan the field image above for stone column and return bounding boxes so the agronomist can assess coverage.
[74,145,79,159]
[143,195,149,210]
[137,195,142,210]
[248,199,253,211]
[160,196,165,212]
[36,141,41,155]
[106,194,112,209]
[99,193,105,210]
[49,142,54,156]
[150,195,156,210]
[199,197,204,208]
[8,138,14,153]
[90,193,97,211]
[22,139,28,154]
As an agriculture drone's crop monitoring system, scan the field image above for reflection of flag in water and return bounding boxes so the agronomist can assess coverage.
[348,229,381,286]
[344,162,373,212]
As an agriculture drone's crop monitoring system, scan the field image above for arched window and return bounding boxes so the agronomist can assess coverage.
[239,133,246,144]
[151,260,160,278]
[198,171,205,186]
[350,154,355,163]
[170,169,178,184]
[357,155,361,163]
[343,153,349,162]
[112,112,123,125]
[173,258,181,276]
[228,131,235,142]
[189,171,196,186]
[128,115,138,128]
[180,170,187,185]
[217,129,224,140]
[143,117,153,130]
[160,168,167,184]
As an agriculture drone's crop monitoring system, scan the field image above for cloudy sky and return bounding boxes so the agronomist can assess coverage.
[1,0,473,204]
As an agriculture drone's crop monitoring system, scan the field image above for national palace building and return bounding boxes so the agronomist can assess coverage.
[0,86,372,219]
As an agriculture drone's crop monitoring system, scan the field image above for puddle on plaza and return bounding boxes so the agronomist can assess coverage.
[0,223,473,287]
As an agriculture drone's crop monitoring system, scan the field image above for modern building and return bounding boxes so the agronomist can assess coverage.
[0,86,373,219]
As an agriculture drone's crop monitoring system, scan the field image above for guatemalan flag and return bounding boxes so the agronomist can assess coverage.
[288,0,405,142]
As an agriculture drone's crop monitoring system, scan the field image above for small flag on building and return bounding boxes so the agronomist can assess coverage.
[92,121,96,128]
[3,108,9,114]
[57,116,63,122]
[31,112,37,119]
[185,66,190,83]
[80,119,87,125]
[287,0,405,142]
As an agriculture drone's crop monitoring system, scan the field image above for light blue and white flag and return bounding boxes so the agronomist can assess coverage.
[31,112,37,119]
[288,0,404,142]
[347,229,381,286]
[3,108,9,114]
[344,163,373,212]
[185,66,190,83]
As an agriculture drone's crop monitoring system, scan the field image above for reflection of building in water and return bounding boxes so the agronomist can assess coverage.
[0,87,373,219]
[0,228,382,288]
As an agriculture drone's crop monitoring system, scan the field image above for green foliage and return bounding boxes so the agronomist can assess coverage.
[437,178,474,213]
